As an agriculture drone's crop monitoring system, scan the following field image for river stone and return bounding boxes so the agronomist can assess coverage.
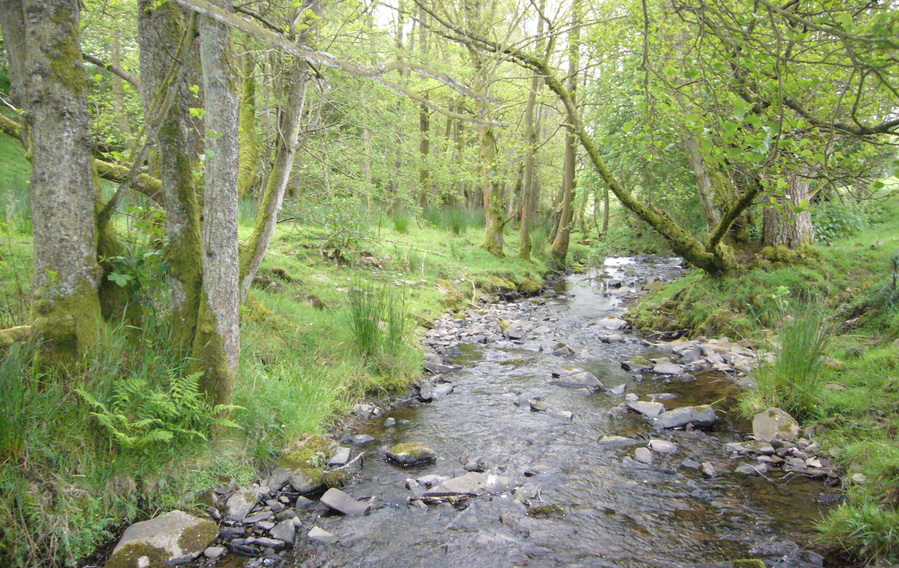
[551,410,574,421]
[595,317,628,329]
[289,469,323,494]
[424,472,513,497]
[552,345,576,357]
[634,447,654,465]
[627,400,665,418]
[652,362,684,375]
[328,447,351,467]
[700,462,717,477]
[609,384,627,395]
[270,520,296,545]
[386,442,437,466]
[320,488,371,516]
[549,370,604,391]
[352,404,382,419]
[383,417,396,427]
[225,488,261,522]
[752,407,800,442]
[433,384,455,399]
[653,405,717,429]
[648,440,678,454]
[307,526,339,544]
[109,510,217,567]
[530,399,548,412]
[203,546,226,560]
[725,441,775,455]
[597,435,642,448]
[624,393,639,402]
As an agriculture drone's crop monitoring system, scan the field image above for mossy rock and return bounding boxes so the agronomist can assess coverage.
[699,310,737,337]
[632,355,651,366]
[760,244,797,263]
[731,561,766,568]
[277,435,338,472]
[322,468,352,488]
[518,277,543,295]
[488,275,517,292]
[106,542,169,568]
[386,442,437,466]
[437,278,467,308]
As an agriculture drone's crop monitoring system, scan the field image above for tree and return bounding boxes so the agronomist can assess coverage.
[0,0,103,363]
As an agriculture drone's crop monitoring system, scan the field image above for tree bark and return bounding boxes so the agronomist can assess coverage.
[239,57,309,299]
[0,0,103,363]
[518,1,546,261]
[550,0,581,268]
[763,174,815,249]
[683,135,723,232]
[110,30,134,145]
[193,0,240,406]
[138,0,204,351]
[237,51,259,199]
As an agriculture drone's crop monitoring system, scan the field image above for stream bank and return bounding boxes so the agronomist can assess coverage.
[113,257,841,568]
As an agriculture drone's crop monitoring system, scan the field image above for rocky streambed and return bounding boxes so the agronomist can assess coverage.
[109,257,843,568]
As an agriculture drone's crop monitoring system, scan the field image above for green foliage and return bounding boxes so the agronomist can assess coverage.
[749,303,831,420]
[392,210,411,233]
[817,499,899,563]
[77,373,242,451]
[424,206,484,235]
[0,132,31,235]
[812,200,870,244]
[345,280,409,364]
[0,343,35,462]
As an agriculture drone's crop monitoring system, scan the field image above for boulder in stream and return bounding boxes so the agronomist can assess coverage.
[626,400,665,418]
[386,442,437,466]
[320,488,371,516]
[653,405,717,430]
[549,370,604,391]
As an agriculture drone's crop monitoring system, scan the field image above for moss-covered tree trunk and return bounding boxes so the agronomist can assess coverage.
[549,0,581,269]
[193,0,240,406]
[518,0,546,261]
[138,0,204,352]
[237,52,259,199]
[0,0,103,363]
[478,106,504,257]
[239,57,309,299]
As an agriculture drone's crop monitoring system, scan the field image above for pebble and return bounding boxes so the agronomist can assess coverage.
[204,546,226,560]
[634,447,654,465]
[307,527,339,544]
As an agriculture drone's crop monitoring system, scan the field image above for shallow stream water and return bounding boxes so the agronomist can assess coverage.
[281,257,830,568]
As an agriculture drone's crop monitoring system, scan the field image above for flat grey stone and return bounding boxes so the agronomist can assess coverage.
[307,526,339,544]
[595,317,628,329]
[254,537,287,548]
[424,472,512,497]
[700,462,717,477]
[433,384,455,399]
[225,488,261,522]
[725,441,775,455]
[288,469,323,494]
[648,440,678,454]
[270,520,296,544]
[597,435,642,448]
[653,405,717,429]
[609,384,627,395]
[652,362,684,375]
[264,467,292,491]
[328,447,351,467]
[634,447,654,465]
[203,546,226,560]
[551,410,573,421]
[352,404,382,419]
[320,488,371,516]
[627,400,665,418]
[549,370,604,391]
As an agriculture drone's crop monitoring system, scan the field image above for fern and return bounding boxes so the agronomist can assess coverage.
[77,372,243,452]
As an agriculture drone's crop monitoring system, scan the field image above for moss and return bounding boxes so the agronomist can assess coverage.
[731,561,766,568]
[49,7,87,98]
[31,277,102,365]
[518,277,543,295]
[277,435,337,472]
[105,541,169,568]
[322,468,351,488]
[488,274,516,292]
[386,442,437,466]
[527,504,566,518]
[176,518,218,554]
[632,355,651,366]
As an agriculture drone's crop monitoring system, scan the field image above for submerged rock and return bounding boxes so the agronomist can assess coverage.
[626,400,665,418]
[549,370,604,391]
[320,488,371,516]
[423,472,513,497]
[386,442,437,466]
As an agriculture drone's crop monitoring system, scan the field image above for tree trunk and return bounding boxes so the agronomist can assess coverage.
[518,1,546,261]
[763,174,814,249]
[549,0,581,268]
[239,56,309,299]
[417,3,431,209]
[479,110,504,256]
[683,136,722,232]
[0,0,103,363]
[237,52,259,199]
[111,30,133,146]
[193,0,240,406]
[138,0,204,351]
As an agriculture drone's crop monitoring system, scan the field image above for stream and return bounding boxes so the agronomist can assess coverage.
[263,257,831,567]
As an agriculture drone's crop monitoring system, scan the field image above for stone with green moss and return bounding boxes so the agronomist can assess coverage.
[277,435,338,472]
[518,277,543,295]
[386,442,437,466]
[107,510,217,568]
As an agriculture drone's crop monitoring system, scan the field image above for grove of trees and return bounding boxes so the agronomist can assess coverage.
[1,0,897,409]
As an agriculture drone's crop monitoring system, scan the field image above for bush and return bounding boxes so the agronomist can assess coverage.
[812,200,869,244]
[392,210,411,233]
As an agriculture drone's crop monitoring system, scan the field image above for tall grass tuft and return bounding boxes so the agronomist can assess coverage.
[751,302,831,419]
[392,210,411,233]
[345,280,414,380]
[346,280,386,360]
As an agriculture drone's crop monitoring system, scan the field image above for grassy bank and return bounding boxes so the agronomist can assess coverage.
[0,146,549,565]
[626,195,899,564]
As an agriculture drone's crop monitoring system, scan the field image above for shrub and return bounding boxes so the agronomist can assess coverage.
[812,200,869,244]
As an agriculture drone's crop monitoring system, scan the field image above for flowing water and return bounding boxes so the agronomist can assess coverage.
[282,257,830,568]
